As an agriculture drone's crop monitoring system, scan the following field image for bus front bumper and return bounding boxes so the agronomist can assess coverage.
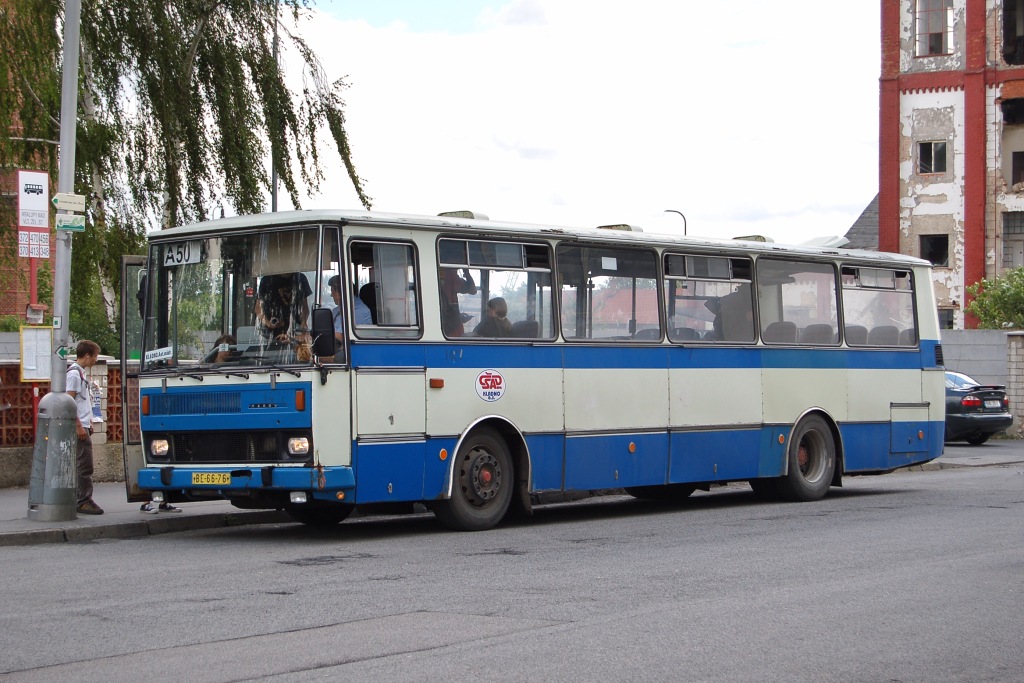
[138,465,355,504]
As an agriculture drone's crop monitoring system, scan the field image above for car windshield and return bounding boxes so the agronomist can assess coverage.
[945,372,979,390]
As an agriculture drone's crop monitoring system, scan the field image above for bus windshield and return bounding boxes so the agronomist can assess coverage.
[140,226,337,372]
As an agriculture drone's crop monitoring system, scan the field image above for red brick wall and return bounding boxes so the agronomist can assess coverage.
[0,364,124,447]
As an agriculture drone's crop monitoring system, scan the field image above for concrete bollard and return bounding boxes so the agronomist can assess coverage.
[27,392,80,522]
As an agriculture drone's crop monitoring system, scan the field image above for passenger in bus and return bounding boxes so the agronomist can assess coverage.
[708,286,755,342]
[212,334,238,363]
[440,268,477,336]
[358,283,379,325]
[326,275,370,345]
[255,273,311,342]
[473,297,512,337]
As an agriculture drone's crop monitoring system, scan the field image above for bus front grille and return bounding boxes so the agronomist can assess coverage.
[159,430,308,463]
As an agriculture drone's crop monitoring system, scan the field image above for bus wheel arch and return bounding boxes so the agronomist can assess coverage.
[435,421,523,531]
[777,410,840,502]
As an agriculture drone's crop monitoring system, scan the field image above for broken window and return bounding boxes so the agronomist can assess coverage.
[1003,99,1024,125]
[918,141,947,174]
[1005,0,1024,65]
[916,0,952,56]
[920,234,949,267]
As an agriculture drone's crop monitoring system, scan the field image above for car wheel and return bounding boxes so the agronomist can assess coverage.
[965,433,990,446]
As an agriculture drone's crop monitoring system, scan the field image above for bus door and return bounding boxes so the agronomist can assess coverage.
[348,240,428,504]
[120,255,149,502]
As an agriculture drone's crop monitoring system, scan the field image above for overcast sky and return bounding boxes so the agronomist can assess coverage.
[278,0,881,246]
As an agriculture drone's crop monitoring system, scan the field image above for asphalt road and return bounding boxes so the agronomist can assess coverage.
[1,460,1023,682]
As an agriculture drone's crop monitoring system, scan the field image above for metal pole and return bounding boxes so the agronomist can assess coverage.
[664,209,687,236]
[270,8,278,212]
[52,0,82,389]
[28,0,82,522]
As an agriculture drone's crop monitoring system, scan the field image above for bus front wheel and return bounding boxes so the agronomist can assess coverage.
[776,415,836,502]
[434,428,513,531]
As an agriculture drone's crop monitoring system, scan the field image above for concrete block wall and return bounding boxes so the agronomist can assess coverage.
[940,329,1009,386]
[1007,333,1024,436]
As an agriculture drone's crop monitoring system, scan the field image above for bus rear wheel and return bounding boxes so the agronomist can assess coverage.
[285,504,353,527]
[434,428,513,531]
[776,414,836,502]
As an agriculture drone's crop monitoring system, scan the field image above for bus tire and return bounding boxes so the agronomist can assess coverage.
[776,414,836,502]
[285,504,353,527]
[625,484,697,501]
[434,428,513,531]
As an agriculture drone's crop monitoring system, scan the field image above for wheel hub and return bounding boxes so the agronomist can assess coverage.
[464,449,502,506]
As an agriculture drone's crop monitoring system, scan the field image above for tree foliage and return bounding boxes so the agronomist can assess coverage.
[1,0,371,354]
[966,267,1024,329]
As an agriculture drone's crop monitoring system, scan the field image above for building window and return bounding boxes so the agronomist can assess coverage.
[916,0,952,56]
[1013,152,1024,186]
[920,234,949,267]
[1003,212,1024,269]
[1005,0,1024,65]
[937,308,954,330]
[918,141,947,174]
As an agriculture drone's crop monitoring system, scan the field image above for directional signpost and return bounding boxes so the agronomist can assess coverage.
[52,192,86,213]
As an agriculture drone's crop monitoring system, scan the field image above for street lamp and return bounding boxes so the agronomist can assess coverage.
[664,209,687,236]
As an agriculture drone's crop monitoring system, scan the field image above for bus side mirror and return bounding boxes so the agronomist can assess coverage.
[310,307,335,358]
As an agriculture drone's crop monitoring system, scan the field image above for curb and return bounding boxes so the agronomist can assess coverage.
[0,510,290,547]
[904,459,1024,472]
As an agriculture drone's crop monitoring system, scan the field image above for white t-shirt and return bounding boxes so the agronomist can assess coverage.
[66,362,92,429]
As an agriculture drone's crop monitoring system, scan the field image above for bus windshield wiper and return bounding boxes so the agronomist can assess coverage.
[168,365,204,381]
[252,356,301,378]
[209,365,250,379]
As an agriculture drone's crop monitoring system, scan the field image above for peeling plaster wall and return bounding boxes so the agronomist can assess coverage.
[899,91,966,323]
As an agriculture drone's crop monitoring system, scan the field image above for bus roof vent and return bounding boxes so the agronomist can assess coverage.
[800,235,851,248]
[597,224,643,232]
[438,210,489,220]
[732,234,774,242]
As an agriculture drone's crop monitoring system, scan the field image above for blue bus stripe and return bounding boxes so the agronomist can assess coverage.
[351,342,935,371]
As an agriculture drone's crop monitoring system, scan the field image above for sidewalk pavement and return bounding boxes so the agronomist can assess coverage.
[2,448,1023,548]
[0,481,289,547]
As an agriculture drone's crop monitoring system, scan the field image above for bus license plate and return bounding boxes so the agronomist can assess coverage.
[192,472,231,485]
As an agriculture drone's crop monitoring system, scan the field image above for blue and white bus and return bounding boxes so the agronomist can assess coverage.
[120,209,944,531]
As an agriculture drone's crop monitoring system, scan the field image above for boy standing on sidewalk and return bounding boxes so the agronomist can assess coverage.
[66,340,103,515]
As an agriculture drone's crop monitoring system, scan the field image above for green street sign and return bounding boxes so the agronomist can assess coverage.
[56,214,86,231]
[55,345,69,359]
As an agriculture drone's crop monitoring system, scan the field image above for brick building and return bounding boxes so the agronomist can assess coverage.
[880,0,1024,329]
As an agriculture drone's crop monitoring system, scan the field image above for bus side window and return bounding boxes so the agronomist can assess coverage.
[349,241,421,339]
[439,238,554,341]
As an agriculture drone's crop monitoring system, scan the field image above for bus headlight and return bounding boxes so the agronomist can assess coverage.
[287,437,309,455]
[150,439,169,456]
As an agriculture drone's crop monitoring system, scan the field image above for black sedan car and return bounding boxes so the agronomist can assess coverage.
[944,371,1013,445]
